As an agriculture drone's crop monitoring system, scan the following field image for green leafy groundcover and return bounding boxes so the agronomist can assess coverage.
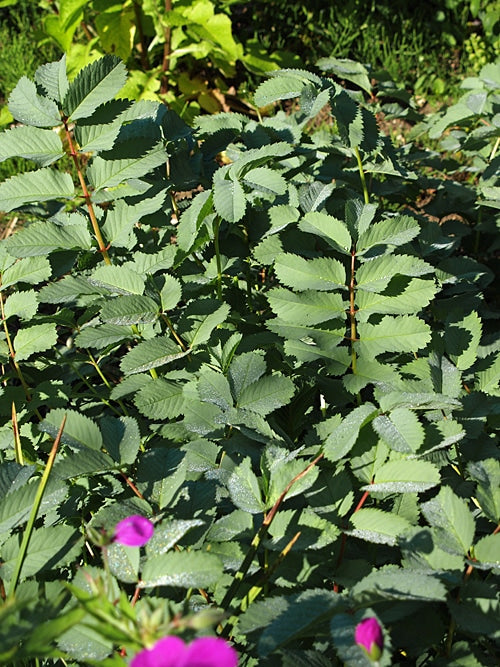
[0,55,499,665]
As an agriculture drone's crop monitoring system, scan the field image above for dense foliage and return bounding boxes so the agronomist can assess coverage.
[0,52,498,666]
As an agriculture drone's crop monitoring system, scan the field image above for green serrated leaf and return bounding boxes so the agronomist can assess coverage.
[40,408,104,451]
[4,220,92,257]
[87,142,166,192]
[298,211,352,254]
[274,253,346,291]
[90,265,145,295]
[13,322,57,361]
[121,336,187,375]
[473,533,500,568]
[8,76,61,127]
[349,507,411,545]
[100,294,159,326]
[0,126,64,167]
[357,215,420,254]
[357,315,431,357]
[213,174,246,223]
[0,169,74,213]
[63,55,127,121]
[140,550,223,588]
[254,76,306,107]
[243,167,287,195]
[227,457,265,514]
[1,257,51,289]
[237,374,295,415]
[421,486,476,556]
[445,312,482,371]
[323,403,378,462]
[367,459,441,494]
[134,378,185,420]
[372,408,425,453]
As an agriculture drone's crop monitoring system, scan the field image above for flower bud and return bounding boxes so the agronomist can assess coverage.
[113,515,154,547]
[355,617,383,662]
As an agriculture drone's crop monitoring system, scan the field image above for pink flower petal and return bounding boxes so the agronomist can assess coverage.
[184,637,238,667]
[114,515,154,547]
[131,636,186,667]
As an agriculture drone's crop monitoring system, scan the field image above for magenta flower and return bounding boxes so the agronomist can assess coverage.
[355,617,383,662]
[113,515,154,547]
[130,636,238,667]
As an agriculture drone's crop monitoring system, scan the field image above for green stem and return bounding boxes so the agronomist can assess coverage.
[219,453,323,633]
[355,146,369,204]
[213,216,223,300]
[8,415,66,597]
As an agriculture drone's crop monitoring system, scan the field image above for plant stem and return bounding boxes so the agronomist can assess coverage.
[219,453,323,630]
[8,415,66,597]
[213,216,223,300]
[355,146,369,204]
[160,0,173,94]
[62,118,111,264]
[11,402,23,465]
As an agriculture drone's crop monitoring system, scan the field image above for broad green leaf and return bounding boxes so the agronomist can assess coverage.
[267,288,346,325]
[1,257,51,289]
[473,534,500,568]
[63,54,127,121]
[366,459,441,494]
[0,169,74,212]
[4,220,92,257]
[243,167,287,195]
[177,299,230,348]
[349,507,411,545]
[146,519,205,557]
[343,357,401,394]
[134,378,185,420]
[274,253,346,291]
[400,526,464,572]
[352,565,447,603]
[323,403,378,462]
[160,274,182,311]
[421,486,476,556]
[87,142,167,192]
[198,366,233,412]
[106,543,139,584]
[445,311,482,371]
[298,211,352,254]
[213,174,246,222]
[90,265,145,295]
[95,5,136,62]
[0,476,67,539]
[140,551,223,588]
[3,290,37,321]
[0,126,64,167]
[317,57,372,94]
[372,408,425,453]
[258,589,343,656]
[227,457,265,513]
[53,448,115,479]
[237,374,295,415]
[356,254,433,293]
[467,459,500,523]
[13,323,57,361]
[100,294,159,326]
[228,350,267,401]
[357,215,420,254]
[102,192,166,247]
[41,408,104,451]
[475,353,500,396]
[75,323,133,349]
[254,76,306,107]
[355,278,438,320]
[136,448,186,510]
[34,55,69,103]
[356,315,431,357]
[100,415,141,465]
[0,525,81,582]
[121,336,187,375]
[8,76,61,127]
